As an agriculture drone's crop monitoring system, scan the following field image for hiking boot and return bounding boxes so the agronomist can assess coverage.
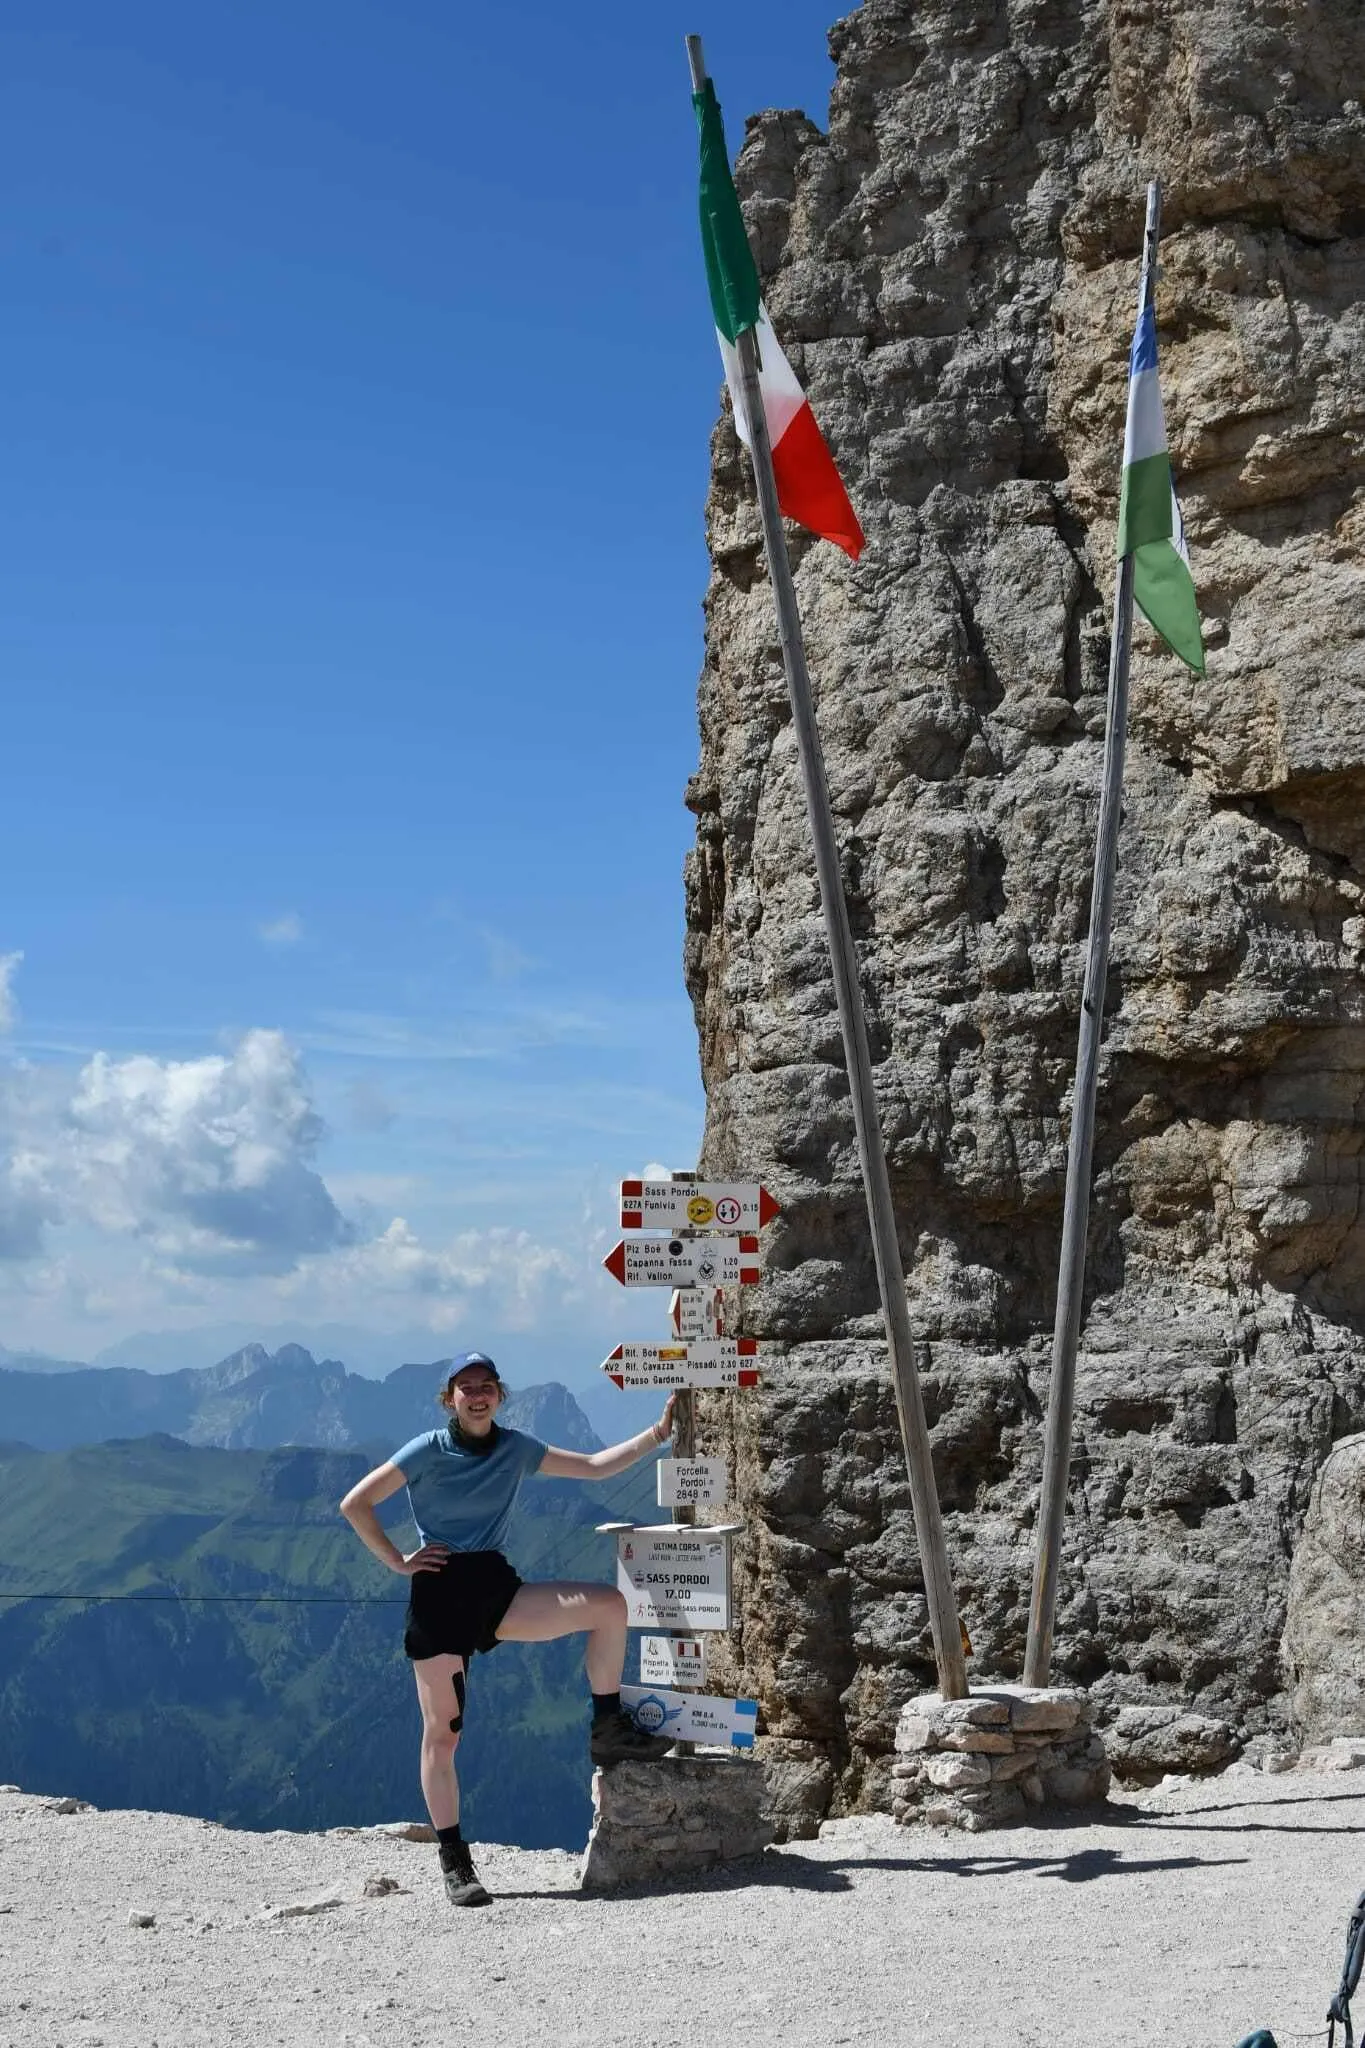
[590,1709,676,1765]
[441,1843,491,1908]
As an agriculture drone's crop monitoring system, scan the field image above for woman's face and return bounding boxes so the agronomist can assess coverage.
[443,1368,502,1434]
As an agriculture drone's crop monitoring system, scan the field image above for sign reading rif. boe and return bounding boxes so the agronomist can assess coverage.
[608,1524,738,1630]
[639,1633,708,1687]
[619,1179,780,1233]
[621,1684,757,1751]
[657,1456,727,1509]
[602,1236,760,1289]
[601,1339,759,1390]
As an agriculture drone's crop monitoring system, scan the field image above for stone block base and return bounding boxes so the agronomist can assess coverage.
[892,1686,1110,1831]
[579,1753,770,1890]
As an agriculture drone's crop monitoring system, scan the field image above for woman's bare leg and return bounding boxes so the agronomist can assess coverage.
[412,1652,466,1831]
[495,1581,628,1693]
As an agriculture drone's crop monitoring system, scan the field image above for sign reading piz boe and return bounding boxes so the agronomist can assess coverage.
[602,1236,760,1288]
[616,1528,732,1629]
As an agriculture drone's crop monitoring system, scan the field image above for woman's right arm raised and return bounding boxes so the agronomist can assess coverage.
[339,1461,449,1576]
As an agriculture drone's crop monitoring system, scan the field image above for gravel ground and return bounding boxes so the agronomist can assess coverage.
[2,1769,1363,2048]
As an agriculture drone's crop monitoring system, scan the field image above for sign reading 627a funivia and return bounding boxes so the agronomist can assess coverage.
[602,1236,760,1288]
[619,1180,780,1231]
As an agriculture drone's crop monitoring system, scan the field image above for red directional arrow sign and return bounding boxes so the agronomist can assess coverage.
[620,1180,780,1232]
[603,1236,760,1288]
[602,1339,760,1389]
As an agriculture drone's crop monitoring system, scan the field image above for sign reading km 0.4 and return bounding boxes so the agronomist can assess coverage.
[619,1180,780,1232]
[602,1236,760,1289]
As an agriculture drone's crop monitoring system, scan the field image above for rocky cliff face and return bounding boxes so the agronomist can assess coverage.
[686,0,1365,1827]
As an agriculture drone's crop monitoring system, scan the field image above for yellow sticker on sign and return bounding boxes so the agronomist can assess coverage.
[686,1195,716,1226]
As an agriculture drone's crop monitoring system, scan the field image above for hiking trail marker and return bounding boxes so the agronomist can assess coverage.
[602,1339,759,1390]
[620,1683,757,1750]
[671,1285,724,1341]
[599,1522,741,1630]
[639,1633,708,1687]
[620,1179,779,1233]
[602,1235,760,1289]
[657,1456,727,1510]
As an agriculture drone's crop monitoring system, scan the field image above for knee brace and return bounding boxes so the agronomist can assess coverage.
[448,1664,467,1736]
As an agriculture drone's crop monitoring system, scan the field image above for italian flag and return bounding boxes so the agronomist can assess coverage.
[693,78,864,561]
[1116,305,1205,673]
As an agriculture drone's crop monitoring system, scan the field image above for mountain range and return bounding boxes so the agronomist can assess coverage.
[0,1343,603,1455]
[0,1426,657,1849]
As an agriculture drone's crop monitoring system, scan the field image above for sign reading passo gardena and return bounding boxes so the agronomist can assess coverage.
[619,1180,780,1232]
[601,1339,759,1390]
[620,1684,758,1750]
[602,1236,760,1288]
[613,1526,735,1629]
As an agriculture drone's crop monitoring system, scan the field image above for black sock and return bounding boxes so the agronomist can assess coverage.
[436,1823,464,1870]
[591,1690,621,1724]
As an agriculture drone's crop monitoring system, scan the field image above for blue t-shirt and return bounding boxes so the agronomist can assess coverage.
[392,1425,547,1554]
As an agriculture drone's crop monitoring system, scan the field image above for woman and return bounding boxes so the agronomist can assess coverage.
[339,1349,676,1908]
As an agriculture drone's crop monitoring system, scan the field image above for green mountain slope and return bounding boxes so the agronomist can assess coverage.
[0,1437,657,1849]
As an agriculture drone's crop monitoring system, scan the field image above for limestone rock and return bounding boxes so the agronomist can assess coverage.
[687,0,1365,1826]
[1284,1434,1365,1743]
[579,1758,770,1891]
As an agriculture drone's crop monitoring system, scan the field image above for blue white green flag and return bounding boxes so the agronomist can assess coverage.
[1116,306,1204,674]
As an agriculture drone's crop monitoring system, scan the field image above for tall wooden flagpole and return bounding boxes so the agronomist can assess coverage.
[1023,181,1163,1687]
[685,35,966,1698]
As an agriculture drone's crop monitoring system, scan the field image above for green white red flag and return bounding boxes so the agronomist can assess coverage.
[693,78,864,560]
[1116,304,1204,673]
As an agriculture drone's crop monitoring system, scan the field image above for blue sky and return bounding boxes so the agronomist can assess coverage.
[0,0,843,1393]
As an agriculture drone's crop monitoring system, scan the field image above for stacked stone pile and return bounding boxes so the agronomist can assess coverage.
[579,1755,770,1891]
[892,1688,1110,1831]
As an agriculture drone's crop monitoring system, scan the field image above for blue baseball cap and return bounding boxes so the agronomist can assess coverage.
[446,1350,500,1381]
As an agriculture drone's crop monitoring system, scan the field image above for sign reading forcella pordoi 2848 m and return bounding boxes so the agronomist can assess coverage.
[602,1236,760,1289]
[619,1180,780,1232]
[601,1340,759,1390]
[657,1456,727,1509]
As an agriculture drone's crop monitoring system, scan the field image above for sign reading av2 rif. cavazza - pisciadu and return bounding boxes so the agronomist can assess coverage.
[619,1179,780,1233]
[601,1339,759,1389]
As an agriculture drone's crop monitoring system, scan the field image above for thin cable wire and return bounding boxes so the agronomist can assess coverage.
[0,1590,407,1604]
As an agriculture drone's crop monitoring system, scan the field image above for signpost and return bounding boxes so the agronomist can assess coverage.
[639,1633,709,1687]
[602,1339,760,1389]
[670,1286,724,1340]
[604,1523,740,1630]
[602,1236,760,1289]
[620,1179,779,1232]
[657,1457,728,1509]
[620,1684,757,1750]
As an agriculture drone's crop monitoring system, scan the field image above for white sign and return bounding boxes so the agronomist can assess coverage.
[620,1179,779,1233]
[602,1236,760,1289]
[601,1340,759,1390]
[670,1287,724,1341]
[615,1526,734,1629]
[621,1684,758,1751]
[657,1457,727,1509]
[639,1634,708,1687]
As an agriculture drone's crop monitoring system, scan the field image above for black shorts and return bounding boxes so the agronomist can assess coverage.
[403,1549,523,1662]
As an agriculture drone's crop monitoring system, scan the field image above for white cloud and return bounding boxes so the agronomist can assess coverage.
[283,1219,581,1333]
[0,953,23,1032]
[62,1029,350,1275]
[258,913,303,947]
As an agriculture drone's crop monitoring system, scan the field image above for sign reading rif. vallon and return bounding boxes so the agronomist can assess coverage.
[619,1179,780,1232]
[602,1236,760,1289]
[671,1286,724,1341]
[621,1684,758,1751]
[601,1339,759,1390]
[611,1524,737,1630]
[639,1633,708,1687]
[657,1456,728,1509]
